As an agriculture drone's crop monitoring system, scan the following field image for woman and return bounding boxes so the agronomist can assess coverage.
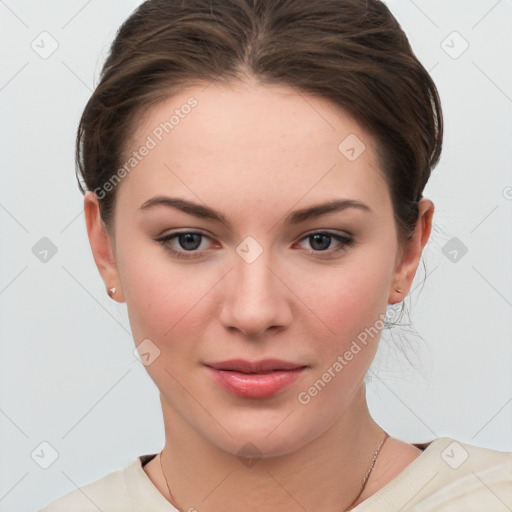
[40,0,512,510]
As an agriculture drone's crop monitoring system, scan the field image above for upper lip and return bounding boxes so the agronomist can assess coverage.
[204,359,306,373]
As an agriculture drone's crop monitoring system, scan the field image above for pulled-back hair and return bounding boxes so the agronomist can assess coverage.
[76,0,442,246]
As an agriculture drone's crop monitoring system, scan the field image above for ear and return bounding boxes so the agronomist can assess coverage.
[388,198,434,304]
[84,191,125,303]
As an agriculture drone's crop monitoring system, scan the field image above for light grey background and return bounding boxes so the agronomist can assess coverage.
[1,1,511,511]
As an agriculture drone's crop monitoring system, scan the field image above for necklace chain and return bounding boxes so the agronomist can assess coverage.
[159,431,390,512]
[345,431,390,510]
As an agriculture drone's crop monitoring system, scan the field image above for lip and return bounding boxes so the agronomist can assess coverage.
[204,359,307,399]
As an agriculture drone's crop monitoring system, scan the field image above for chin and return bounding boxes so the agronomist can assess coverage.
[199,413,328,461]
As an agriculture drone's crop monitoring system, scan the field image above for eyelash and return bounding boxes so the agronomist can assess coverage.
[155,230,355,260]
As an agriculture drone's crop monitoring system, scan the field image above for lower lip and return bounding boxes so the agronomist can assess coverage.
[205,366,307,399]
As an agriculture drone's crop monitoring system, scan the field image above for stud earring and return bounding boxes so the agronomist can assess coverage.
[108,287,116,296]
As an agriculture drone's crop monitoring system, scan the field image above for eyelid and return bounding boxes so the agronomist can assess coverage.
[299,228,353,239]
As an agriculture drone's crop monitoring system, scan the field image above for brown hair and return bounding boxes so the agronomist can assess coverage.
[76,0,442,246]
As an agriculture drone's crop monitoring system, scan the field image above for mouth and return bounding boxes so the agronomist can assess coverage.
[203,359,308,399]
[204,358,306,373]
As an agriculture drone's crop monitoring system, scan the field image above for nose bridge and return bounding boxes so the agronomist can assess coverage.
[220,240,289,336]
[235,249,275,297]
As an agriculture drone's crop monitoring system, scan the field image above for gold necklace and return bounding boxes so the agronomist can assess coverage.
[159,431,390,512]
[345,431,390,510]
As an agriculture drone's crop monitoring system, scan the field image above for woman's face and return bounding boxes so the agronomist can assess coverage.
[87,80,428,457]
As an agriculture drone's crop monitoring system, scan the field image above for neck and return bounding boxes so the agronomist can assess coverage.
[156,384,387,512]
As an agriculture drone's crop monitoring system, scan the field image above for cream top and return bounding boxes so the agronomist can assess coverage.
[39,437,512,511]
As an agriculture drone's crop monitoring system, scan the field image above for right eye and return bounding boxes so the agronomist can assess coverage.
[155,230,216,259]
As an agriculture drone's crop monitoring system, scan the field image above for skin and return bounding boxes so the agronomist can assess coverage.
[84,78,434,512]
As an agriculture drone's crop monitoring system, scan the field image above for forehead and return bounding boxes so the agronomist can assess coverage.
[130,80,379,161]
[117,80,388,215]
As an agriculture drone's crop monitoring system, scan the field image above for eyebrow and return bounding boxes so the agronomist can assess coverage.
[139,195,371,225]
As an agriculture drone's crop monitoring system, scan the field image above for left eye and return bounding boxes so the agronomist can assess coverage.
[296,231,355,254]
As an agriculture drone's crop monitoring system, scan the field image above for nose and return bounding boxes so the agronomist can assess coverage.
[219,249,292,338]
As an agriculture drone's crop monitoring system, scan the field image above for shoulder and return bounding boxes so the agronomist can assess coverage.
[353,437,512,512]
[38,456,149,512]
[409,437,512,511]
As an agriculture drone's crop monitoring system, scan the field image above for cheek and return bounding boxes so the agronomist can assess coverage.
[295,255,393,344]
[118,244,211,348]
[292,258,392,411]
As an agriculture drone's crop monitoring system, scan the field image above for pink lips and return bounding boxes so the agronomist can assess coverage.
[204,359,307,399]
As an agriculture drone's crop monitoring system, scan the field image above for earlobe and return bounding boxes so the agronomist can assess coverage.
[388,199,434,305]
[84,192,125,302]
